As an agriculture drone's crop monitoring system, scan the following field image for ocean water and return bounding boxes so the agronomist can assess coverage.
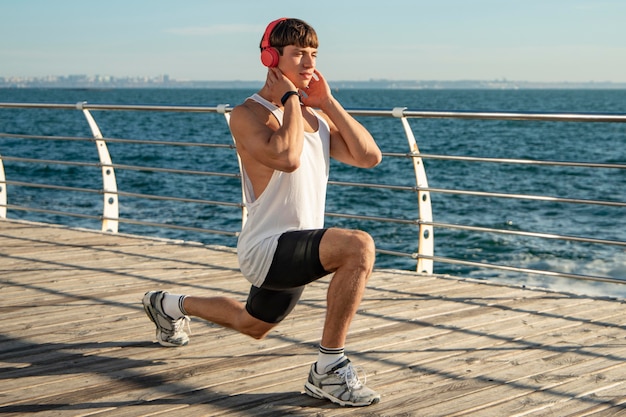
[1,88,625,297]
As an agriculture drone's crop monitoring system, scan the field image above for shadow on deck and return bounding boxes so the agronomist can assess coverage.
[2,219,626,416]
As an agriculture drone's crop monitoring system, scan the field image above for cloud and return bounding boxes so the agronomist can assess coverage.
[166,24,261,36]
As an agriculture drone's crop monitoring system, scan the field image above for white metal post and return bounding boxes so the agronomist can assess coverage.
[78,102,119,233]
[0,153,6,219]
[393,107,434,274]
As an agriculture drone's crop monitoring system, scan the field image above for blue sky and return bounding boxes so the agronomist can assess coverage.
[1,0,625,82]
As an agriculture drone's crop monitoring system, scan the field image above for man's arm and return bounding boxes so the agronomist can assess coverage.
[302,70,382,168]
[230,68,305,173]
[319,98,382,168]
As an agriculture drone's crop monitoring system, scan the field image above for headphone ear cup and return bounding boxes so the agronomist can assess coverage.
[261,47,280,67]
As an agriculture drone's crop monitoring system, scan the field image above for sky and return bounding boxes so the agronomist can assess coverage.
[1,0,625,83]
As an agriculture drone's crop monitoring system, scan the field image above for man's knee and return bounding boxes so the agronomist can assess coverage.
[243,325,272,340]
[237,311,277,340]
[350,230,376,262]
[321,228,376,271]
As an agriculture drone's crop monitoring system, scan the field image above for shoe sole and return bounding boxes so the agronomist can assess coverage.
[142,292,188,347]
[142,292,161,330]
[304,382,379,407]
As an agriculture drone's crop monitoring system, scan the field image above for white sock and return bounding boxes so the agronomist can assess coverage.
[161,293,187,319]
[316,346,345,374]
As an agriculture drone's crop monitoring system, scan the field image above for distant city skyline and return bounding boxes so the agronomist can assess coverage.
[2,0,626,83]
[3,73,625,90]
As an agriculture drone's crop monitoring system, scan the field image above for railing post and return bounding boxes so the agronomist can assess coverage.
[218,103,248,227]
[393,107,434,274]
[0,152,6,219]
[77,102,119,233]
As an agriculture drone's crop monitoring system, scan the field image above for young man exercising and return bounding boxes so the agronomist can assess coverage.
[143,17,382,407]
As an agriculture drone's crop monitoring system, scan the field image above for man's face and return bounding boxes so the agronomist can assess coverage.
[278,45,317,89]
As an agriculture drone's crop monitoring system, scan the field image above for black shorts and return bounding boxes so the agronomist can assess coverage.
[245,229,331,323]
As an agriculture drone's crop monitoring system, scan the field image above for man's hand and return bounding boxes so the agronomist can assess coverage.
[300,69,332,110]
[265,67,298,105]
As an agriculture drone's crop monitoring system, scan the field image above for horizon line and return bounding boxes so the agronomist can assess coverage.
[2,75,626,84]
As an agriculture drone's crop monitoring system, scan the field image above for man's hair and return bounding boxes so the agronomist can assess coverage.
[260,18,319,55]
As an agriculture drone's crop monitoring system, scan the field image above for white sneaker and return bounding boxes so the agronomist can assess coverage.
[142,291,190,347]
[304,358,380,407]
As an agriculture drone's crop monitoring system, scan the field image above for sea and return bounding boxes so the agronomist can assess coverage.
[1,87,626,297]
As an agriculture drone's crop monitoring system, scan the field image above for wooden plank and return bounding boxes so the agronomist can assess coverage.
[2,219,626,417]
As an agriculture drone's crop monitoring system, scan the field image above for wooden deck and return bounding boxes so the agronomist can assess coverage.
[2,219,626,417]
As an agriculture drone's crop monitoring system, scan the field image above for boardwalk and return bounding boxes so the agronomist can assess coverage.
[2,219,626,416]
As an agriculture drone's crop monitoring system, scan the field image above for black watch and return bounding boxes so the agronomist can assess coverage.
[281,91,300,106]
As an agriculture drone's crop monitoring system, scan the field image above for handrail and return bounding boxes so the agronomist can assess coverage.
[1,101,625,290]
[0,132,236,149]
[0,155,240,177]
[389,152,626,170]
[421,186,626,207]
[3,101,626,122]
[350,107,626,123]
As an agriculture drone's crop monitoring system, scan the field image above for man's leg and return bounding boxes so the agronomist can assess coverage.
[147,230,325,344]
[143,290,277,345]
[183,296,277,340]
[304,227,380,406]
[318,228,376,348]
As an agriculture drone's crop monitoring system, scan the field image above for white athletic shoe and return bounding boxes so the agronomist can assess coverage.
[142,291,190,347]
[304,358,380,407]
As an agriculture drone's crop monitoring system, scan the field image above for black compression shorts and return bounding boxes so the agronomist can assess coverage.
[245,229,330,323]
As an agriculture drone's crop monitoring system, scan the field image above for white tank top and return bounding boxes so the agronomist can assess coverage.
[236,94,331,286]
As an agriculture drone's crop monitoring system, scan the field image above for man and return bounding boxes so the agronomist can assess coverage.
[142,17,382,407]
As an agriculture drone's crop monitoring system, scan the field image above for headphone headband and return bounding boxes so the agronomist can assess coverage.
[261,18,286,49]
[260,17,287,67]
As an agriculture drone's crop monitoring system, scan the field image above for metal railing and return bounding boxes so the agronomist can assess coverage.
[1,101,625,289]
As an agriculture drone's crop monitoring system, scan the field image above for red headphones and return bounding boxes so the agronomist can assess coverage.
[260,18,287,67]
